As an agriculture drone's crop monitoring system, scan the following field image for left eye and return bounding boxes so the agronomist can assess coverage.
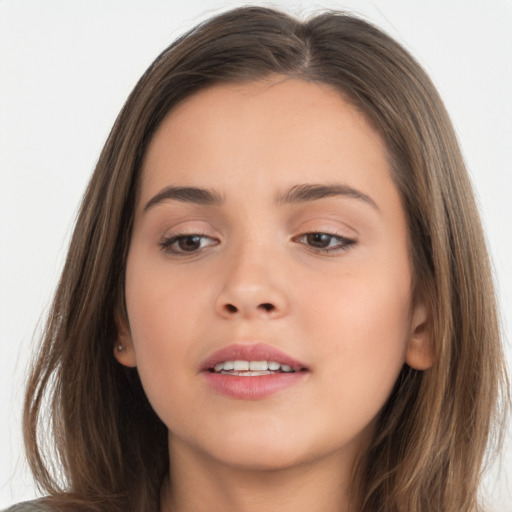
[159,234,218,254]
[294,232,356,252]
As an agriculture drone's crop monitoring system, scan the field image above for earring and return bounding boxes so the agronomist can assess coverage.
[117,344,125,352]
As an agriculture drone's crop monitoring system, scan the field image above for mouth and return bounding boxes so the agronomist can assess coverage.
[209,359,298,376]
[200,342,308,374]
[200,343,309,399]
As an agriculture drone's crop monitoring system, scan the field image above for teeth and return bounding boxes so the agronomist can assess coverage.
[249,361,268,371]
[233,360,250,371]
[212,360,296,373]
[221,370,274,376]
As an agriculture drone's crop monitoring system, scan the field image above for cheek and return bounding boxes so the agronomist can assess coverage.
[123,253,210,411]
[126,273,195,350]
[125,238,211,338]
[300,256,412,416]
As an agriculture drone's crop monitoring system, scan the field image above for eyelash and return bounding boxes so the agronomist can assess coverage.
[159,233,218,254]
[159,231,356,256]
[292,232,356,254]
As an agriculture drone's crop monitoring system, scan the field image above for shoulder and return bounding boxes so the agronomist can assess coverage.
[2,501,56,512]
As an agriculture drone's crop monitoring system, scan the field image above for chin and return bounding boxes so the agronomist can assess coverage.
[213,444,311,472]
[202,427,339,473]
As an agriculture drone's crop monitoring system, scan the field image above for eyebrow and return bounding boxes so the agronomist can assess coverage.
[144,186,224,211]
[143,182,378,212]
[276,183,379,210]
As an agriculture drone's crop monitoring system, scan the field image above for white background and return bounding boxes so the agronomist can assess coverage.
[1,0,511,510]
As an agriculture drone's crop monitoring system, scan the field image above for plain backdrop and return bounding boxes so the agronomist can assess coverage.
[1,0,511,509]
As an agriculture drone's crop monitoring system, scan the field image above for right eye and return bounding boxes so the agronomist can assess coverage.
[293,231,356,254]
[159,234,219,254]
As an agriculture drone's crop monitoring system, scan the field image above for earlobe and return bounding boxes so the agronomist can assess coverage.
[405,303,435,371]
[114,314,137,368]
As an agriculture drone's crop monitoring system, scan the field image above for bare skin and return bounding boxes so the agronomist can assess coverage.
[115,77,433,512]
[161,437,363,512]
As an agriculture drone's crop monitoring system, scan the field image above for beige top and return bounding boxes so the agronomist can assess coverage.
[2,502,54,512]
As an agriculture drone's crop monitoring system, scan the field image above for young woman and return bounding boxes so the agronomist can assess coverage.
[4,6,509,512]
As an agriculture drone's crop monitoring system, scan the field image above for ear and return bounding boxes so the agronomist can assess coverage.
[405,302,435,371]
[114,314,137,368]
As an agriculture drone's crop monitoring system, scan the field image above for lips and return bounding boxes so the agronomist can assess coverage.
[200,343,309,400]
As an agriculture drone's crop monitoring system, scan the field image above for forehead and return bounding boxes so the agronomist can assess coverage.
[138,77,394,208]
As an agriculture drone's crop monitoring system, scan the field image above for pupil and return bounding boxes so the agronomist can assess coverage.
[179,236,201,251]
[307,233,330,248]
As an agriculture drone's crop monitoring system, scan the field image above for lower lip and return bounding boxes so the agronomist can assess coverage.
[202,371,308,400]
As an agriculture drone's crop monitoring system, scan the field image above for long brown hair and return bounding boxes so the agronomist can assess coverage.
[23,7,509,511]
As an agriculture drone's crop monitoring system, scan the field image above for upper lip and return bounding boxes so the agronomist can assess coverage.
[200,343,308,372]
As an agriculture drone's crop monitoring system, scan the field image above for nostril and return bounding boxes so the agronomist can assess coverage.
[220,302,277,316]
[225,304,238,313]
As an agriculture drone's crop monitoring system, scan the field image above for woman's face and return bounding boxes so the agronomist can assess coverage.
[117,77,431,472]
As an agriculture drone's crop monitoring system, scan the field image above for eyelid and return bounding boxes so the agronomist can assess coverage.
[159,232,220,255]
[292,214,359,235]
[292,230,357,254]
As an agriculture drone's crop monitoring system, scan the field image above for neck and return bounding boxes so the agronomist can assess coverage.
[160,436,363,512]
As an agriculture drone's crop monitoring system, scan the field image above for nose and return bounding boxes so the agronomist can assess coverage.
[214,244,289,321]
